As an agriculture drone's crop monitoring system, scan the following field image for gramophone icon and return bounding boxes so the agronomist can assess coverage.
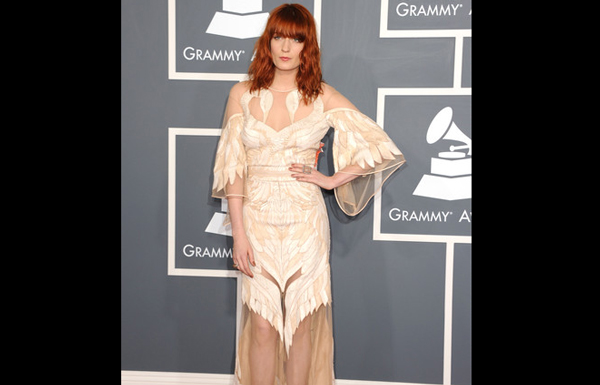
[412,106,471,201]
[205,199,232,237]
[206,0,270,39]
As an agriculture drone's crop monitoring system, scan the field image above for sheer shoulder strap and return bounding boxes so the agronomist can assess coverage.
[325,108,406,216]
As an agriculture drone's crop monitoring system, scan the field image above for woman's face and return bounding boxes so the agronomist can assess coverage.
[270,35,304,72]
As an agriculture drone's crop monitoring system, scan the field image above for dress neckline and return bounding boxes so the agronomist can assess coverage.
[268,86,297,93]
[255,105,321,134]
[241,89,324,133]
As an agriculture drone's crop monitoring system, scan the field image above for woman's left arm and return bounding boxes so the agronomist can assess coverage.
[293,83,406,216]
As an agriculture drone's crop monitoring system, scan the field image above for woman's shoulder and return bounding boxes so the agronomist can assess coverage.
[321,82,357,111]
[225,81,251,115]
[320,82,337,100]
[229,80,251,99]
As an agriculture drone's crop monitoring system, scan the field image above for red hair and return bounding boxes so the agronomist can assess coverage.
[248,3,323,104]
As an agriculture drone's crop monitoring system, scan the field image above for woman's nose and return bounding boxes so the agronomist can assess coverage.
[281,38,291,52]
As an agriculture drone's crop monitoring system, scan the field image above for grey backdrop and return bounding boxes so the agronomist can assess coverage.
[122,0,471,384]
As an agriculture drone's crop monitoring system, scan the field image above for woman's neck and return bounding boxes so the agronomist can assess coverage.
[270,70,297,91]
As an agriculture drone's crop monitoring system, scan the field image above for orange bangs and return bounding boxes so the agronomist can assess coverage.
[248,3,323,105]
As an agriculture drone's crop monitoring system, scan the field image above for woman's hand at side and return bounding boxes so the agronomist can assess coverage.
[227,195,255,278]
[232,230,255,278]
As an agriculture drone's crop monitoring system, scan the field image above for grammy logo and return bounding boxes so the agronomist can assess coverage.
[205,199,232,237]
[413,106,471,201]
[206,0,270,39]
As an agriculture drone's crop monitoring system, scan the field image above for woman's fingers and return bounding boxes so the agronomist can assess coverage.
[233,241,254,277]
[235,252,254,278]
[244,251,254,277]
[289,163,316,180]
[248,248,256,267]
[289,163,312,175]
[289,163,333,189]
[237,254,252,277]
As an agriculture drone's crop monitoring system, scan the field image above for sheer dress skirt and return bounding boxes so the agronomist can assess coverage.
[234,165,335,384]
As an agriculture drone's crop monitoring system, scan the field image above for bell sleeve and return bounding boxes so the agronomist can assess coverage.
[211,113,246,199]
[326,108,406,216]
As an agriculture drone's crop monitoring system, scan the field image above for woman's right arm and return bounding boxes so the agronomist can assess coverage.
[222,82,255,277]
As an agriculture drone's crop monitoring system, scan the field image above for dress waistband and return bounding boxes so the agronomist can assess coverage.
[247,165,299,181]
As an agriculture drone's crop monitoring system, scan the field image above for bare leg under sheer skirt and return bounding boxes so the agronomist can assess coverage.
[234,240,335,384]
[235,283,334,385]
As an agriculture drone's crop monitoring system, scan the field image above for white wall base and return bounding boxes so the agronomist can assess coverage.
[121,371,232,385]
[121,370,438,385]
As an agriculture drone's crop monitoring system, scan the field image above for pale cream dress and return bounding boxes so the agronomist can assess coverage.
[212,86,405,384]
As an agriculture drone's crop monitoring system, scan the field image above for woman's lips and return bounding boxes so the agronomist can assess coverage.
[280,57,290,61]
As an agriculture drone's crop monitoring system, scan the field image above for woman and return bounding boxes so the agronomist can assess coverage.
[212,4,405,384]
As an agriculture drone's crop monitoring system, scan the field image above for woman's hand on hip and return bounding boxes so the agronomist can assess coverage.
[289,163,335,190]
